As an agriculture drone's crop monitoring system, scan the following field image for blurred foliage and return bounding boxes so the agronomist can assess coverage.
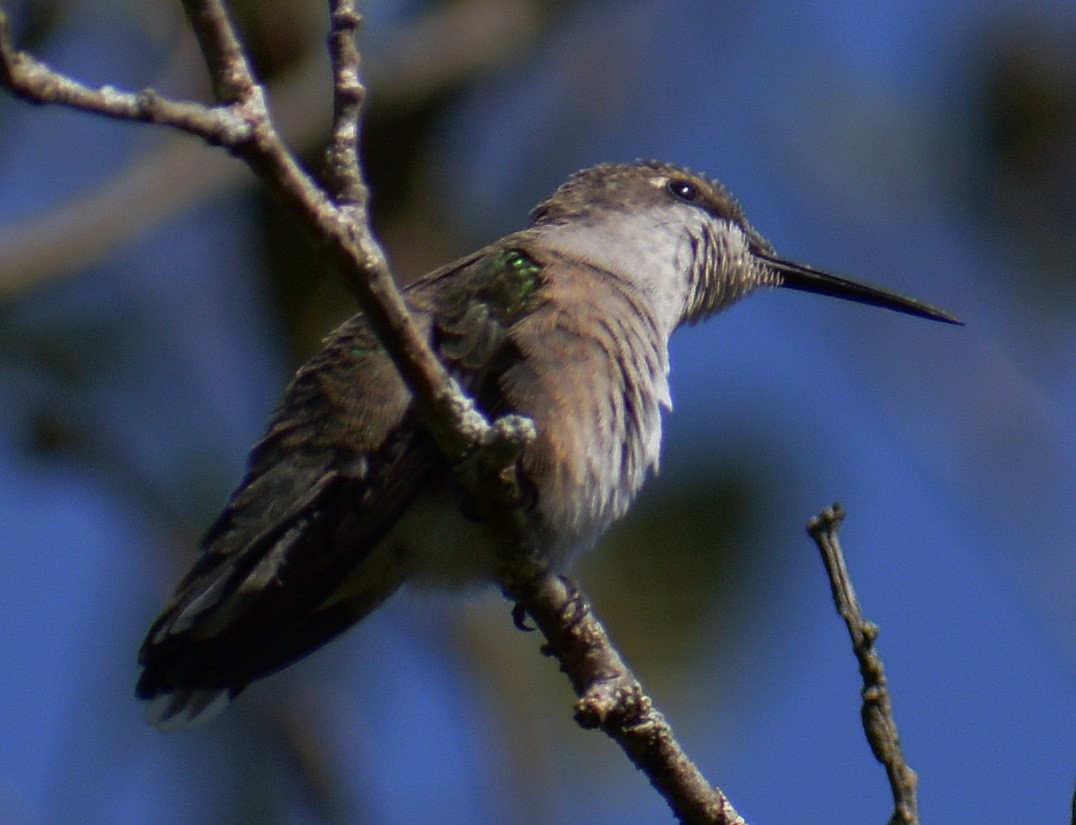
[968,18,1076,298]
[579,463,768,687]
[0,286,138,465]
[1,0,66,53]
[0,299,133,392]
[229,0,324,80]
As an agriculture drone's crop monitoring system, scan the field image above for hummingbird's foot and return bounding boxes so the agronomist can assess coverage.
[511,601,535,632]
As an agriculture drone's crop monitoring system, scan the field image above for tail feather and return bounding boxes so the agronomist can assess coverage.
[135,356,437,729]
[145,688,232,732]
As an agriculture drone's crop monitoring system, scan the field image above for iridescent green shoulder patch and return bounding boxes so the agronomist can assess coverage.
[479,248,542,322]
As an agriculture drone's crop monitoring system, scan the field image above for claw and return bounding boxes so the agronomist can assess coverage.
[512,601,534,632]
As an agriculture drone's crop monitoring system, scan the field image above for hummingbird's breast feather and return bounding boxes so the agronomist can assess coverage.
[497,248,673,565]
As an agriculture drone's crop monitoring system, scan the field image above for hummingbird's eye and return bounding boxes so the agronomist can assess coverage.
[667,178,699,203]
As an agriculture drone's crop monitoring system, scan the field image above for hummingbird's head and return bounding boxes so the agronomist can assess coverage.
[530,161,961,330]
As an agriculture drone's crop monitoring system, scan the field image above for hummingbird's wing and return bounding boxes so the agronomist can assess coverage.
[135,312,440,726]
[136,246,542,729]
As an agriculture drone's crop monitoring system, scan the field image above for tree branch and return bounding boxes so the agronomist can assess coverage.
[0,5,747,822]
[0,15,243,141]
[324,0,367,207]
[509,571,746,825]
[178,0,253,104]
[807,504,920,825]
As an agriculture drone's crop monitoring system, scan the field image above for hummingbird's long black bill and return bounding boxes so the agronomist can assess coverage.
[759,252,964,326]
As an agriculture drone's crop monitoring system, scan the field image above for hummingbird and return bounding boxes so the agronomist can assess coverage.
[136,161,961,730]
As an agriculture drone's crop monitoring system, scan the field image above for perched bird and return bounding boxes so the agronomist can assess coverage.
[137,161,960,730]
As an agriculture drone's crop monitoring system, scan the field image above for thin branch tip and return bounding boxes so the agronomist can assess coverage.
[807,501,845,537]
[325,0,367,205]
[180,0,257,104]
[808,502,920,825]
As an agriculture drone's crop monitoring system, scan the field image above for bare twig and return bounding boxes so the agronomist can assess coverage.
[0,15,244,142]
[510,571,746,825]
[807,504,920,825]
[178,0,252,103]
[0,4,746,822]
[324,0,367,207]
